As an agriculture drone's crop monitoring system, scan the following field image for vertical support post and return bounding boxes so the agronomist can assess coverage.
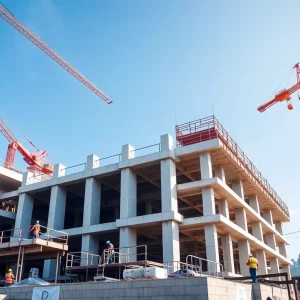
[270,257,280,281]
[238,240,250,276]
[204,224,220,272]
[15,246,21,283]
[119,227,137,262]
[19,247,25,282]
[221,234,235,273]
[232,180,244,200]
[235,208,248,231]
[256,249,268,275]
[200,152,212,179]
[214,166,226,182]
[263,209,274,225]
[55,252,59,284]
[202,187,215,216]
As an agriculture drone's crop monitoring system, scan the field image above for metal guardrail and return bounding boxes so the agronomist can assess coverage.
[130,143,161,158]
[186,255,224,278]
[59,163,87,176]
[0,225,68,245]
[66,251,102,268]
[93,153,121,168]
[175,115,289,218]
[102,245,148,264]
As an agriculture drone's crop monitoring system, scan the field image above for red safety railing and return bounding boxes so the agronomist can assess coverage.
[176,116,289,218]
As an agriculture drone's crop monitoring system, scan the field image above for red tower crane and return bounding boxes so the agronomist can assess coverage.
[0,116,53,174]
[258,63,300,112]
[0,3,112,104]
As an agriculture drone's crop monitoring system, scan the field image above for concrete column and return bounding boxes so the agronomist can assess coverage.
[146,201,152,214]
[232,180,244,200]
[81,234,99,264]
[249,195,260,214]
[204,224,220,272]
[252,222,263,241]
[263,209,274,226]
[200,152,212,179]
[218,199,229,218]
[14,193,34,236]
[119,227,137,262]
[274,222,283,235]
[270,257,280,280]
[278,243,287,258]
[215,166,225,182]
[202,187,215,216]
[83,178,101,226]
[160,134,177,213]
[238,240,250,276]
[256,249,268,275]
[42,185,67,279]
[162,221,180,271]
[282,264,291,279]
[47,186,67,229]
[21,171,34,186]
[221,234,235,273]
[53,164,66,178]
[235,208,248,231]
[266,232,277,250]
[86,154,99,170]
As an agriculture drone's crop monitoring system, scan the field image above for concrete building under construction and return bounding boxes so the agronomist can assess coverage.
[0,116,291,279]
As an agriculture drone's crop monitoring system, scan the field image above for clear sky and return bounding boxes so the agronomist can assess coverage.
[0,0,300,259]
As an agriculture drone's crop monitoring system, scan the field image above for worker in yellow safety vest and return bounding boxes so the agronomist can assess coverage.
[246,254,259,283]
[5,269,15,287]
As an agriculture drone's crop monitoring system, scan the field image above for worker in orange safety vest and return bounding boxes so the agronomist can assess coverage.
[30,220,41,239]
[5,269,15,287]
[246,254,259,283]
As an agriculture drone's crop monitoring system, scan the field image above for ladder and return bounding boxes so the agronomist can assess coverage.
[96,263,106,277]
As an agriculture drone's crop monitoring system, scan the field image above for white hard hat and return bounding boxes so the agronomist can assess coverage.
[106,241,110,244]
[36,220,39,224]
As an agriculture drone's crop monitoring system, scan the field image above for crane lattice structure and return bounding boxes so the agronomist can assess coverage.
[0,3,112,104]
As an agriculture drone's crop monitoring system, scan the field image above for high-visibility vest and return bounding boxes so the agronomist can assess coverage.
[248,257,258,269]
[5,273,14,284]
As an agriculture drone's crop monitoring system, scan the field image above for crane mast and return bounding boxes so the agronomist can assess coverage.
[258,63,300,112]
[0,3,112,104]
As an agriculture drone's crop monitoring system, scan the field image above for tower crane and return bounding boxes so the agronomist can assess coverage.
[258,63,300,112]
[0,3,112,104]
[0,115,53,174]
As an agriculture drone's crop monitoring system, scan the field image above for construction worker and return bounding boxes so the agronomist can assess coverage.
[5,269,15,287]
[106,241,114,263]
[30,220,41,239]
[246,254,259,283]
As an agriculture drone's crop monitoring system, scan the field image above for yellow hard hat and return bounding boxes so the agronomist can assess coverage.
[8,269,12,272]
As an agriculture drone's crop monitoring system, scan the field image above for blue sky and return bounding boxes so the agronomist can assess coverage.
[0,0,300,259]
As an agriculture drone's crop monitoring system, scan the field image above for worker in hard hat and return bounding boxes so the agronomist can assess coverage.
[106,241,114,263]
[246,254,259,283]
[5,269,15,287]
[30,220,41,239]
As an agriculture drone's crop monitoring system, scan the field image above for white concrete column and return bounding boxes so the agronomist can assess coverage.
[160,134,177,213]
[86,154,99,170]
[218,199,229,218]
[42,185,67,279]
[119,227,137,262]
[81,234,99,264]
[270,257,280,280]
[53,164,66,178]
[249,195,260,214]
[221,234,235,273]
[204,224,220,272]
[200,152,212,179]
[278,243,287,258]
[252,222,263,241]
[256,249,268,275]
[263,209,274,226]
[235,208,248,231]
[47,186,67,229]
[266,232,277,250]
[238,240,250,276]
[232,180,244,200]
[282,264,291,279]
[215,166,225,182]
[274,222,283,235]
[83,178,101,226]
[14,193,34,236]
[21,171,35,186]
[162,221,180,271]
[202,187,215,216]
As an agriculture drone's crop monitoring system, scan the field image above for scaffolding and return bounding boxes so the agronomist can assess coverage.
[0,225,68,283]
[175,115,289,218]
